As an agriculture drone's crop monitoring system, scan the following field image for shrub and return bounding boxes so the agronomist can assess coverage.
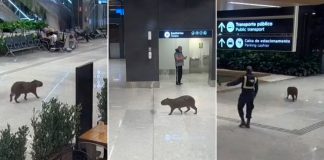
[218,50,321,76]
[97,78,107,123]
[0,35,7,55]
[0,21,48,33]
[0,125,29,160]
[31,98,81,160]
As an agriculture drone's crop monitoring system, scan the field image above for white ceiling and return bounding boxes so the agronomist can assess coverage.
[218,0,324,10]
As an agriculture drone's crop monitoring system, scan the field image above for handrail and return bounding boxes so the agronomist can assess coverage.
[2,0,33,20]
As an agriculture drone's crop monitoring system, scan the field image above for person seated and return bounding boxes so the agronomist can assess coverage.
[69,34,78,49]
[38,30,51,50]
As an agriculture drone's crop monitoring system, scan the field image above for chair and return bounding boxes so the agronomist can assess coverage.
[49,145,93,160]
[95,29,107,39]
[78,141,107,160]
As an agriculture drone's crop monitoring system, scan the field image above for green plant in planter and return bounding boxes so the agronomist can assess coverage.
[31,98,81,160]
[97,78,107,123]
[0,125,29,160]
[0,35,6,55]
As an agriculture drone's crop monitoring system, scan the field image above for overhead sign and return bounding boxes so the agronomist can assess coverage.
[159,30,213,38]
[217,36,292,51]
[217,18,294,51]
[217,18,293,34]
[98,0,107,4]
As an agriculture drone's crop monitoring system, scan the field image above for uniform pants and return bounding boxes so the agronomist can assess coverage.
[176,66,182,83]
[238,93,255,120]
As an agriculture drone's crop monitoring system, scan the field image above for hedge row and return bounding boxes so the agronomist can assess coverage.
[218,50,321,76]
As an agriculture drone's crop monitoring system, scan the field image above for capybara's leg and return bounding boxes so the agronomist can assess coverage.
[32,91,40,98]
[169,107,175,115]
[24,93,27,100]
[184,106,190,113]
[295,93,298,100]
[15,94,21,103]
[10,93,13,102]
[191,106,197,114]
[178,108,182,114]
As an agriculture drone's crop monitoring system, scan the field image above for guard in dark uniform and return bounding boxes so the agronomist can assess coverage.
[226,66,258,128]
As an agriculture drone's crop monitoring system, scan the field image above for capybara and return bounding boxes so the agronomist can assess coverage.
[161,95,197,115]
[10,80,43,103]
[287,86,298,101]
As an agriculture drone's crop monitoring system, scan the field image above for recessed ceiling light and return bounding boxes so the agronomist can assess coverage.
[228,1,281,8]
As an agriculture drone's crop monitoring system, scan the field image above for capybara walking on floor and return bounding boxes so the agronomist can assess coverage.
[287,86,298,101]
[161,95,197,115]
[10,80,43,103]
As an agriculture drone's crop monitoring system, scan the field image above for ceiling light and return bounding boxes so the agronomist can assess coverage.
[228,2,281,8]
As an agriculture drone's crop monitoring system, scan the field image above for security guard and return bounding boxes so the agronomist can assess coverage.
[226,66,258,128]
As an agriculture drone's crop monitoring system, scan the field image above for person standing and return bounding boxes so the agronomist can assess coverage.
[174,46,187,85]
[226,66,258,128]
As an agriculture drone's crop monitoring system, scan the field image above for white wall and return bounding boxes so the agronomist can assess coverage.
[189,38,211,58]
[159,38,212,70]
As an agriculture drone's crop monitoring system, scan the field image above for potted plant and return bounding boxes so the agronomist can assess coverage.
[0,124,29,160]
[97,78,107,124]
[31,98,81,160]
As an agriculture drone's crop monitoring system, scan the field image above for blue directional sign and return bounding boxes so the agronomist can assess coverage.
[217,18,293,34]
[98,0,107,4]
[217,36,292,51]
[159,30,213,38]
[217,18,294,51]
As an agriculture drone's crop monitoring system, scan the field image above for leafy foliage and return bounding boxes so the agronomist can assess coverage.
[0,35,6,55]
[218,50,321,76]
[0,125,29,160]
[0,21,48,33]
[31,98,81,160]
[97,78,107,123]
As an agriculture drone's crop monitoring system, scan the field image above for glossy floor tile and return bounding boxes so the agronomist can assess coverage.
[0,40,107,159]
[109,59,216,160]
[218,75,324,160]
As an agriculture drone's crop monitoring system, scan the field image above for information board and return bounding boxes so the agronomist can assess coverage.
[159,30,213,38]
[217,36,292,51]
[217,18,294,51]
[217,19,293,34]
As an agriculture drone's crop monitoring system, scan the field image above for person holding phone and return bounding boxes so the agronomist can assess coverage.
[174,46,187,85]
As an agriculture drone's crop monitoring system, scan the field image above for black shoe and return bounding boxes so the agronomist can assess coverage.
[239,123,246,128]
[246,118,251,128]
[179,82,183,85]
[176,82,180,85]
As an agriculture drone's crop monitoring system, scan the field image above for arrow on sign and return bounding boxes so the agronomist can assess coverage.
[218,22,225,32]
[218,38,225,47]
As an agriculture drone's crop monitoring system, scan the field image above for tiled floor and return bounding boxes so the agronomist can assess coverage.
[109,59,216,160]
[218,75,324,160]
[0,39,107,159]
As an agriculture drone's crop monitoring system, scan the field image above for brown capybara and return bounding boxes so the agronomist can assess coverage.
[287,86,298,101]
[161,95,197,115]
[10,80,43,103]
